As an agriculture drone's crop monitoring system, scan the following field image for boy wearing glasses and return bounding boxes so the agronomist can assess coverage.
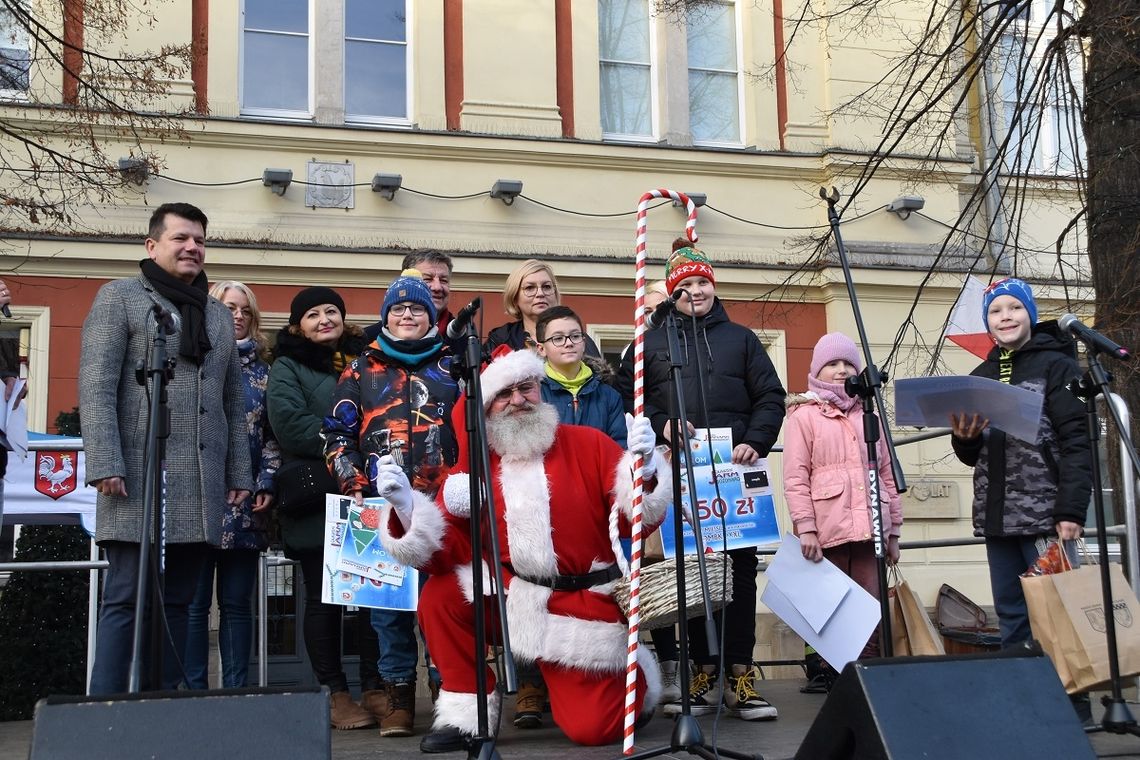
[535,305,627,447]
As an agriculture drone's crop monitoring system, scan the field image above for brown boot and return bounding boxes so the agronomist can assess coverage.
[379,681,416,737]
[329,690,376,730]
[513,681,546,729]
[360,688,389,723]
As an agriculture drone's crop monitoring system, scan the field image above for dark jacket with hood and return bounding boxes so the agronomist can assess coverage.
[540,356,627,447]
[267,325,367,554]
[616,299,786,457]
[951,321,1091,537]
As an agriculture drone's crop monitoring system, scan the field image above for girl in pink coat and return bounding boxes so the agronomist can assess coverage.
[783,332,902,662]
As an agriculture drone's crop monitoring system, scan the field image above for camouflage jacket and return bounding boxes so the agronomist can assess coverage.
[951,322,1091,537]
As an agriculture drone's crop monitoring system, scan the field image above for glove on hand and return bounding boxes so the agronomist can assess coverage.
[376,455,413,523]
[625,413,657,481]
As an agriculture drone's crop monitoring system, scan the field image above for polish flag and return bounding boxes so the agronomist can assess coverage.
[946,275,994,359]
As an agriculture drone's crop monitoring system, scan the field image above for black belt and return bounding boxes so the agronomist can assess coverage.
[503,562,622,592]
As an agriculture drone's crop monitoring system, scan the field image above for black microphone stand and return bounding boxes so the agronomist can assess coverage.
[1069,343,1140,737]
[450,314,515,760]
[626,298,760,760]
[128,305,176,692]
[821,186,908,657]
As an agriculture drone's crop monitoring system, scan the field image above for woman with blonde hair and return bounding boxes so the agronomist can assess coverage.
[484,259,601,358]
[185,281,280,689]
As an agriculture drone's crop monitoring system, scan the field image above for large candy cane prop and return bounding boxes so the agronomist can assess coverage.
[622,189,698,754]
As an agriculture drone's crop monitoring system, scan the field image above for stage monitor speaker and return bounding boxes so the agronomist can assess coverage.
[28,685,330,760]
[795,650,1095,760]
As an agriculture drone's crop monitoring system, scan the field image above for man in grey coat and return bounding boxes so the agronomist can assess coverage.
[80,202,252,694]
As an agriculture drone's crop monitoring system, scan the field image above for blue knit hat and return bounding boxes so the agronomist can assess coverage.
[982,278,1037,326]
[382,269,437,324]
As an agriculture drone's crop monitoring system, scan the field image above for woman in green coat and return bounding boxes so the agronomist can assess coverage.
[267,286,379,730]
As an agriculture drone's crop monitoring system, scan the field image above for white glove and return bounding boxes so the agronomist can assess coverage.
[375,455,413,523]
[625,413,657,480]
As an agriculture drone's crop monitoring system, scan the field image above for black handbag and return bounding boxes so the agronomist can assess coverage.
[274,457,339,517]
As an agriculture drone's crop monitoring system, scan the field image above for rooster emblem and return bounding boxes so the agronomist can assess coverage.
[35,451,78,500]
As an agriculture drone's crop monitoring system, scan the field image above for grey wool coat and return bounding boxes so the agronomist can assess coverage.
[79,272,253,545]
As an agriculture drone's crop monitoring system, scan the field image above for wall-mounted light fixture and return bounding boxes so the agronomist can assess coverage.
[490,179,523,206]
[673,192,707,208]
[263,168,293,196]
[371,173,402,201]
[118,157,149,185]
[887,194,924,220]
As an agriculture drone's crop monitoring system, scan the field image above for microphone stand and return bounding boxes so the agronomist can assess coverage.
[128,305,176,692]
[450,314,514,760]
[821,186,908,656]
[627,298,760,760]
[1070,344,1140,737]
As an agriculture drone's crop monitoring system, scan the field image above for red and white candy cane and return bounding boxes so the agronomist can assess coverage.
[622,189,698,754]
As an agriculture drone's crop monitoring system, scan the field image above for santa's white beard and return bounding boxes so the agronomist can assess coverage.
[486,402,559,461]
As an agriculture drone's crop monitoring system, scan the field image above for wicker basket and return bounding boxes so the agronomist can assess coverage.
[614,553,734,630]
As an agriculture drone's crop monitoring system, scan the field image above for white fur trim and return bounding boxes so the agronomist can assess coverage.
[543,613,629,673]
[455,562,496,603]
[378,491,445,569]
[638,645,662,714]
[480,349,544,406]
[504,576,552,664]
[442,472,471,518]
[432,688,501,735]
[499,458,558,578]
[612,450,671,527]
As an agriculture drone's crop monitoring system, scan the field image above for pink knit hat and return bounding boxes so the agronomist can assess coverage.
[810,333,863,379]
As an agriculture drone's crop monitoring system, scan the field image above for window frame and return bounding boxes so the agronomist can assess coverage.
[343,0,413,126]
[685,0,744,148]
[239,0,316,120]
[0,0,32,102]
[598,0,659,143]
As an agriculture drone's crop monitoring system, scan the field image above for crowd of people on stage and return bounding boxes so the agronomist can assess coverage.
[75,201,1094,751]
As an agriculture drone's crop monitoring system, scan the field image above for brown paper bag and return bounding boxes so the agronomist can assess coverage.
[890,568,946,656]
[1020,570,1075,689]
[889,582,911,656]
[1051,563,1140,693]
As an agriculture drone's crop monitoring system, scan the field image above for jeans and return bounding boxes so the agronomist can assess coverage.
[185,548,259,689]
[371,609,419,682]
[296,550,381,693]
[688,547,759,667]
[89,541,208,695]
[987,535,1077,648]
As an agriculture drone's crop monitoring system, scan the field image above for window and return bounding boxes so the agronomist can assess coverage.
[0,2,30,97]
[995,1,1085,175]
[345,0,408,122]
[686,0,741,145]
[598,0,654,139]
[241,0,312,117]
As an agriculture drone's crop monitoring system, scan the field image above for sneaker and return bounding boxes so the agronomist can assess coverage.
[663,665,721,717]
[658,660,682,704]
[329,690,376,730]
[725,664,778,721]
[380,681,416,737]
[513,681,546,729]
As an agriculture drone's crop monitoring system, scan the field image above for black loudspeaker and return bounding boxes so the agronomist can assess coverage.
[29,686,330,760]
[796,650,1095,760]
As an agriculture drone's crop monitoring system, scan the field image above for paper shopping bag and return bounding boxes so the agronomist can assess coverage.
[1052,563,1140,693]
[888,579,910,656]
[1021,571,1077,690]
[891,568,945,656]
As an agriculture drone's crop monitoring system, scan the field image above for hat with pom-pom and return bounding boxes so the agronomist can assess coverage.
[665,244,716,295]
[382,269,437,324]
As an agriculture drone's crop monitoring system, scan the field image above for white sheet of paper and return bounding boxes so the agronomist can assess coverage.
[0,379,28,460]
[764,533,850,634]
[894,375,1044,443]
[762,534,881,671]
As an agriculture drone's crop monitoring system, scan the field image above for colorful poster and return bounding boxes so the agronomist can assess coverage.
[657,429,781,557]
[321,494,418,611]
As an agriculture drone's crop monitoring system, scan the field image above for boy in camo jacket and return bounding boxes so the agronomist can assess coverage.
[949,278,1091,648]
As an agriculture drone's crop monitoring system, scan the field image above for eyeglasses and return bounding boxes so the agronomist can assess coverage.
[541,332,585,348]
[521,282,556,298]
[389,303,427,317]
[492,380,539,403]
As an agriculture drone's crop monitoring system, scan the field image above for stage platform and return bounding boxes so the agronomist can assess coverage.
[3,678,1140,759]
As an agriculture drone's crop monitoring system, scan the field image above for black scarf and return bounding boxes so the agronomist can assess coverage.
[140,259,212,365]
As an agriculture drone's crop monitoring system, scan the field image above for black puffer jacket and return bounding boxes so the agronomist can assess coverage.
[616,299,785,456]
[951,321,1091,536]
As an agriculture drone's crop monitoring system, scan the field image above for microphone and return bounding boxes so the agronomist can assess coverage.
[1058,314,1131,361]
[446,296,482,340]
[152,304,177,335]
[646,290,686,331]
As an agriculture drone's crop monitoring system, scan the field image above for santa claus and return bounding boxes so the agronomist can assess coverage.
[375,348,671,749]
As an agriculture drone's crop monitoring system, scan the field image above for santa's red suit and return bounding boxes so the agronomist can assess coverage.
[379,358,670,746]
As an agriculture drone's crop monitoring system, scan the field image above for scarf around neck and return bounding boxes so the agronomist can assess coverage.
[545,361,592,397]
[377,327,443,366]
[140,258,211,365]
[807,374,859,412]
